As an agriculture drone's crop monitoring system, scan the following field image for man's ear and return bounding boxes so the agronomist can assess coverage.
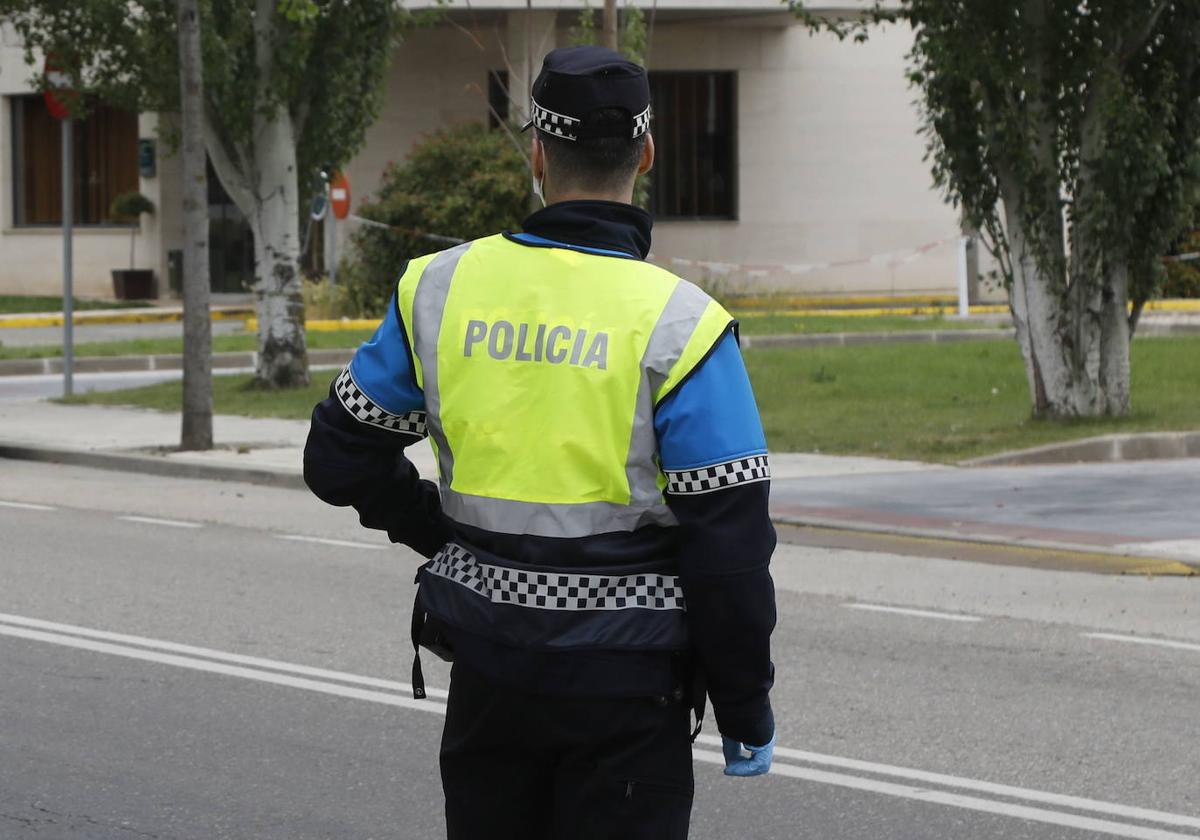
[532,135,546,181]
[637,133,655,176]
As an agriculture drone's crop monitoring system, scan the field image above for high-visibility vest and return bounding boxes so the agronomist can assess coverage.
[401,234,733,655]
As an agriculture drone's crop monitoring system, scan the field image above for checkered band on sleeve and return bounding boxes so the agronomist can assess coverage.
[426,544,687,612]
[664,455,771,496]
[632,106,651,138]
[531,100,582,141]
[334,367,427,437]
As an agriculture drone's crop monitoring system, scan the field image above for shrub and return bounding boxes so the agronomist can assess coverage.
[301,277,356,319]
[1163,230,1200,299]
[341,122,529,316]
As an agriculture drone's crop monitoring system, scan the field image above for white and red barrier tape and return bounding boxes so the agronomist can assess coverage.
[347,214,1200,272]
[647,238,958,278]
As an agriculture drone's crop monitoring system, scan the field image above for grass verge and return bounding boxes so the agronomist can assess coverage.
[60,337,1200,462]
[0,295,152,314]
[748,337,1200,461]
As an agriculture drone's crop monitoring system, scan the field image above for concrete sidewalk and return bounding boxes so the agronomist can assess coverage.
[1,399,1197,571]
[0,400,933,488]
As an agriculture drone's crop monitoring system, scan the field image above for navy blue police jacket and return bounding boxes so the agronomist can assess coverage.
[303,200,777,746]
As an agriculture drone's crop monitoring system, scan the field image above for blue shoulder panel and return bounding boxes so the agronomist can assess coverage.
[347,294,425,415]
[508,231,638,259]
[654,330,768,472]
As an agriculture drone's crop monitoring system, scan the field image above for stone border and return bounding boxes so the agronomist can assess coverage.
[0,348,354,378]
[6,323,1200,376]
[3,438,1194,571]
[0,443,306,490]
[962,432,1200,467]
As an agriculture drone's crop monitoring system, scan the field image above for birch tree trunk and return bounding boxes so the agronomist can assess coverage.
[249,0,308,388]
[1000,180,1119,419]
[249,111,309,388]
[177,0,213,450]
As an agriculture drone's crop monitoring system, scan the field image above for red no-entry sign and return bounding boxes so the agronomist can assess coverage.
[43,55,76,121]
[330,172,351,221]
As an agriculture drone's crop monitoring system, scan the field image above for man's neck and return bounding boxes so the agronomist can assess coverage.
[545,186,634,206]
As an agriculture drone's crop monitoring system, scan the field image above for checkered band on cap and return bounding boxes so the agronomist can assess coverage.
[531,100,582,141]
[334,367,427,437]
[632,106,651,138]
[426,544,687,612]
[665,455,771,496]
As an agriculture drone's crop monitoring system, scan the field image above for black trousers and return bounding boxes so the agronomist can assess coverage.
[440,661,695,840]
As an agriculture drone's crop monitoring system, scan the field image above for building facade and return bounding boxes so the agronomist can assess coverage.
[1,3,963,301]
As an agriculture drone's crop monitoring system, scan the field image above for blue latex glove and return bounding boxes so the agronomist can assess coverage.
[721,731,776,777]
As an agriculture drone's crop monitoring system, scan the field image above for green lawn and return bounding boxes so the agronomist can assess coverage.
[61,371,335,420]
[748,337,1200,461]
[60,336,1200,462]
[0,295,152,314]
[0,329,376,361]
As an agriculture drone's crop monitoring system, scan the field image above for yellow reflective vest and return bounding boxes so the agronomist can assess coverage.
[397,234,733,540]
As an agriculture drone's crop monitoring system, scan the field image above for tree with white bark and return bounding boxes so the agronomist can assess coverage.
[2,0,416,388]
[800,1,1200,418]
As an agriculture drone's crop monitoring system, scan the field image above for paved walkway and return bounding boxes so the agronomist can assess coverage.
[1,399,1197,568]
[0,401,934,487]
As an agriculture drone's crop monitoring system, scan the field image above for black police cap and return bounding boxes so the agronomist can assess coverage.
[521,46,651,143]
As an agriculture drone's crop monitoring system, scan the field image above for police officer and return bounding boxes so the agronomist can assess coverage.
[304,45,777,840]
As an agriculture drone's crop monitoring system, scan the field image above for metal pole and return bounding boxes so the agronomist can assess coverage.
[329,201,338,286]
[62,117,74,397]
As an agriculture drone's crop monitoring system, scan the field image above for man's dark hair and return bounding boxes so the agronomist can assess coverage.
[539,108,647,193]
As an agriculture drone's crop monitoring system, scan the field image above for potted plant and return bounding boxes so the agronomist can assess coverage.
[109,191,157,299]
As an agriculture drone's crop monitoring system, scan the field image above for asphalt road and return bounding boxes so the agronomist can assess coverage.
[1,462,1198,839]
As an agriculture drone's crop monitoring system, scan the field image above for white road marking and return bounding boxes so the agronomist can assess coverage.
[277,534,389,551]
[1084,632,1200,655]
[0,623,443,715]
[0,612,447,700]
[118,515,202,529]
[1115,540,1200,562]
[842,602,984,623]
[694,733,1200,831]
[0,500,56,511]
[692,750,1200,840]
[3,612,1198,839]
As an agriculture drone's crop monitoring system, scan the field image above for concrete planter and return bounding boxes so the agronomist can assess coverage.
[111,269,157,300]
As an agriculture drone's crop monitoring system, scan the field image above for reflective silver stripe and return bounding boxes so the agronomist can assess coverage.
[441,489,676,539]
[427,544,686,611]
[411,243,472,485]
[623,279,714,514]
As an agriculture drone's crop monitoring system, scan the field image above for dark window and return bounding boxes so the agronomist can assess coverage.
[207,159,254,293]
[487,70,510,129]
[11,94,139,226]
[647,72,737,220]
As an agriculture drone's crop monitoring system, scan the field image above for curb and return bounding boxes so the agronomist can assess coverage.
[775,513,1200,574]
[739,328,1014,349]
[3,440,1196,573]
[0,443,306,491]
[7,324,1200,377]
[0,348,354,378]
[1,331,1010,376]
[961,431,1200,467]
[0,306,254,329]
